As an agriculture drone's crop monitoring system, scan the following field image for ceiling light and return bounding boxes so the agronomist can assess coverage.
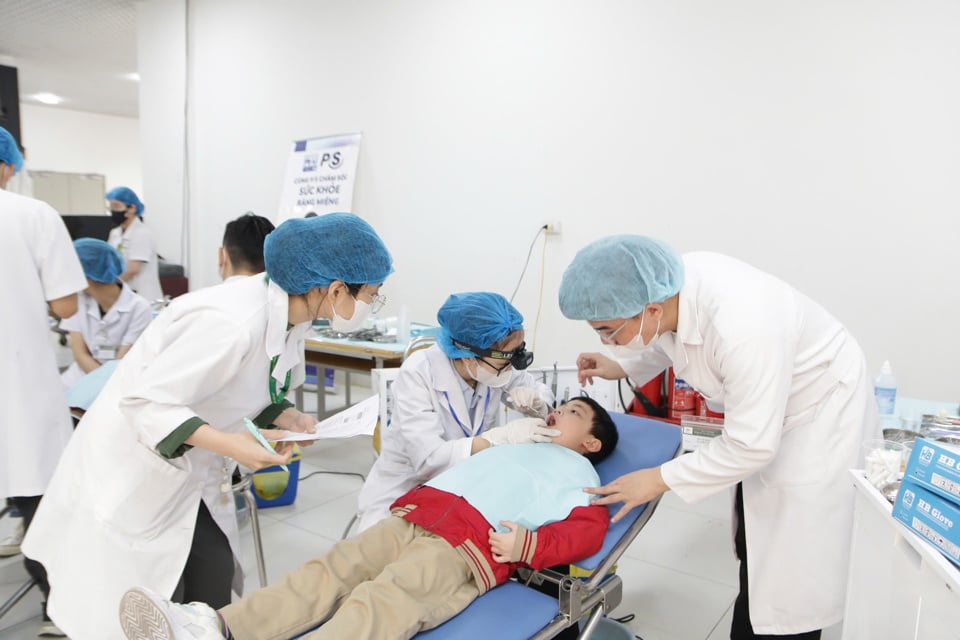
[32,92,64,105]
[123,72,140,82]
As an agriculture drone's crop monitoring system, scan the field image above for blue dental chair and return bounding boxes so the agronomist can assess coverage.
[292,412,682,640]
[415,412,683,640]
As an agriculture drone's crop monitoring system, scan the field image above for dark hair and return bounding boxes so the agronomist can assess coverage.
[223,213,275,274]
[565,396,618,464]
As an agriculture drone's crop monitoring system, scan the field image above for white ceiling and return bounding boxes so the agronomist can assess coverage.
[0,0,139,118]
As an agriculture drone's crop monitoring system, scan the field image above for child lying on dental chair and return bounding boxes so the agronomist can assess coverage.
[119,397,619,640]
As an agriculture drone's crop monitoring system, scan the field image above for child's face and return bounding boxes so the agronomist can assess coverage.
[545,399,601,456]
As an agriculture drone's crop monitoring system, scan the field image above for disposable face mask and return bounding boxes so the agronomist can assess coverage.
[110,209,127,225]
[470,359,513,388]
[606,314,661,359]
[329,297,372,333]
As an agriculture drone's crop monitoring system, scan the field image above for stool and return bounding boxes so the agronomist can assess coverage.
[232,475,267,588]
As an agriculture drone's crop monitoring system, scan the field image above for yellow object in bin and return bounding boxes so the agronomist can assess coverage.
[569,562,617,579]
[252,445,302,508]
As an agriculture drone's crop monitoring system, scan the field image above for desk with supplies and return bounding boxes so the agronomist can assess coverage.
[299,328,439,419]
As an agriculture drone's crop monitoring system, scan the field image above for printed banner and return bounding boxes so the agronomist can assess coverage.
[276,132,362,223]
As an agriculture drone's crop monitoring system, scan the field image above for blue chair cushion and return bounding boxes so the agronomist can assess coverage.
[416,414,681,638]
[416,581,560,640]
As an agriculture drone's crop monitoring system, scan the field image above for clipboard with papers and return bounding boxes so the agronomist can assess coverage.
[276,394,380,441]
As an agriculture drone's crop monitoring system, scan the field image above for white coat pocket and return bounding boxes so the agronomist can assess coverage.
[92,444,193,540]
[757,403,825,488]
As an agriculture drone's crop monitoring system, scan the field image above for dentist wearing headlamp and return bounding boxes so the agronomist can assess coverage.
[357,291,556,531]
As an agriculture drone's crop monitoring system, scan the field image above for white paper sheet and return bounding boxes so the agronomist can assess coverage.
[276,394,380,441]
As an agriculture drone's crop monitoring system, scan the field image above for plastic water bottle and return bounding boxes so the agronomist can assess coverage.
[874,360,897,416]
[397,305,410,344]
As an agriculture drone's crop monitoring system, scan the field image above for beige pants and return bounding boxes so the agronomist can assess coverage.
[221,516,481,640]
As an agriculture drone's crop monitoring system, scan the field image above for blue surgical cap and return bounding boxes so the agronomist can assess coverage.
[0,127,23,174]
[437,292,524,359]
[74,238,126,284]
[106,186,144,217]
[558,235,685,320]
[263,213,393,295]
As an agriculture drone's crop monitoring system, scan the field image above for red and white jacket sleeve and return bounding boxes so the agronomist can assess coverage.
[512,505,610,569]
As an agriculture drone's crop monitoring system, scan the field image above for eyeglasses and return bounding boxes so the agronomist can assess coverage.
[597,319,630,344]
[369,293,387,314]
[451,339,535,371]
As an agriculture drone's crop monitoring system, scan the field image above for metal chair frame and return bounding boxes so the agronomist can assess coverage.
[0,505,37,623]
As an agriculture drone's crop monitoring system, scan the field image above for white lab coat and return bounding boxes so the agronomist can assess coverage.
[0,189,86,499]
[356,344,553,530]
[108,217,163,302]
[59,281,153,388]
[619,252,880,635]
[23,276,308,640]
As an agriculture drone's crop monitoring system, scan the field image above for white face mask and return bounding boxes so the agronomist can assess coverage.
[469,360,513,388]
[329,297,372,333]
[606,313,661,359]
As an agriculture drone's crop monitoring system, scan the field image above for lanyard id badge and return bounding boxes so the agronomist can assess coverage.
[269,355,292,404]
[95,344,119,361]
[443,388,492,438]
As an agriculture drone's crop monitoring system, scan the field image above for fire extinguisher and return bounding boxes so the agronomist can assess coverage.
[667,368,698,420]
[621,372,669,418]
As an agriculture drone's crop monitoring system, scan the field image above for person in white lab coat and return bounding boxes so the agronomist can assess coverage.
[60,238,153,388]
[217,212,275,280]
[0,126,87,637]
[558,236,881,640]
[23,213,394,640]
[356,292,557,531]
[106,186,165,302]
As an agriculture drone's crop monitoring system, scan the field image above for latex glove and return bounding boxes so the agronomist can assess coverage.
[482,418,561,446]
[506,387,549,418]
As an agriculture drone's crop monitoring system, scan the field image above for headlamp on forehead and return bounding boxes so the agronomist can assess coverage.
[451,339,534,371]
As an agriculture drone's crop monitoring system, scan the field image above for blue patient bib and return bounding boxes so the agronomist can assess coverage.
[425,444,600,531]
[65,359,120,410]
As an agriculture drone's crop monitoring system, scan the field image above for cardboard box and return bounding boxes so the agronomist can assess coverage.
[892,479,960,567]
[904,438,960,506]
[679,415,723,451]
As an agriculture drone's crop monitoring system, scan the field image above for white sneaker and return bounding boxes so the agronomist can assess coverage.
[118,587,227,640]
[0,519,25,557]
[37,618,66,637]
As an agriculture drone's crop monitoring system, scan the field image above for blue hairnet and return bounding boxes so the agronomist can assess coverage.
[0,127,23,174]
[436,292,524,359]
[106,186,144,217]
[74,238,126,283]
[263,213,393,295]
[558,235,685,320]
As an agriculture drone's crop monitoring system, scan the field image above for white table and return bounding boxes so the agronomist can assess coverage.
[298,332,407,419]
[842,470,960,639]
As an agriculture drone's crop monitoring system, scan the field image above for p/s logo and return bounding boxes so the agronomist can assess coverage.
[319,151,342,169]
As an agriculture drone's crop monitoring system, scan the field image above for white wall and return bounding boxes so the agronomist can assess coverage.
[18,103,142,200]
[138,0,960,401]
[137,0,186,267]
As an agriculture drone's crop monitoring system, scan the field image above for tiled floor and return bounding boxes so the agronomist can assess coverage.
[0,381,843,639]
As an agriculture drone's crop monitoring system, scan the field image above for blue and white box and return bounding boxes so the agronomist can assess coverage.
[904,438,960,506]
[892,479,960,567]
